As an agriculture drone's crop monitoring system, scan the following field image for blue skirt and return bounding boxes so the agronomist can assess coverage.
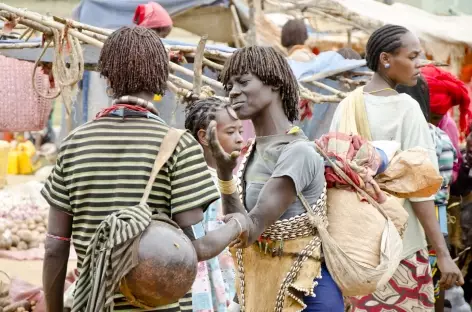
[303,264,344,311]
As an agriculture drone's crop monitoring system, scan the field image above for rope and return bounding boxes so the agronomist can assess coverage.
[235,140,326,312]
[32,20,85,118]
[32,39,61,100]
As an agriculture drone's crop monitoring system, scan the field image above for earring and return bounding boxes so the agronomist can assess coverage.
[384,63,391,69]
[106,86,115,97]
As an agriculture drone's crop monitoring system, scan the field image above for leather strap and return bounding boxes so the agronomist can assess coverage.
[140,128,186,206]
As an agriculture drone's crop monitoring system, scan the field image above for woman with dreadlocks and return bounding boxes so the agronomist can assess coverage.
[185,97,243,312]
[205,46,344,311]
[42,26,250,312]
[330,24,463,311]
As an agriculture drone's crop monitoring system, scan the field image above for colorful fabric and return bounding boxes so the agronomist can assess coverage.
[191,168,236,312]
[429,124,457,205]
[438,114,463,181]
[316,132,383,202]
[428,249,441,300]
[349,249,434,312]
[133,2,173,29]
[421,64,472,135]
[429,124,457,234]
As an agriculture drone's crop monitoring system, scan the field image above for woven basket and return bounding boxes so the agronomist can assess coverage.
[0,55,52,132]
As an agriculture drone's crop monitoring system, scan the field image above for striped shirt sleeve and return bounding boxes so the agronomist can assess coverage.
[170,132,219,214]
[41,154,72,215]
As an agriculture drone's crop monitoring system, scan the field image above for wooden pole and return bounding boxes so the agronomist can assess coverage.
[203,58,224,71]
[0,11,52,36]
[347,29,352,48]
[193,35,208,96]
[52,16,113,36]
[169,62,224,90]
[309,80,347,98]
[248,0,261,46]
[0,42,54,49]
[165,45,232,61]
[0,3,104,48]
[230,4,247,47]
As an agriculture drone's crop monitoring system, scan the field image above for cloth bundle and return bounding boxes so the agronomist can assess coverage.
[316,132,385,203]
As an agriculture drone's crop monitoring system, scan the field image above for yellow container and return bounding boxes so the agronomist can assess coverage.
[18,141,36,158]
[7,151,19,175]
[18,149,33,175]
[0,140,9,188]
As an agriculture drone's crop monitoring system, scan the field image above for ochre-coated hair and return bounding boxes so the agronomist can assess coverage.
[219,46,299,122]
[98,26,169,98]
[185,97,233,141]
[365,24,409,72]
[281,19,308,48]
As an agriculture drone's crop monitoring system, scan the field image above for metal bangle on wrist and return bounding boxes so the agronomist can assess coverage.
[218,177,237,194]
[230,218,243,236]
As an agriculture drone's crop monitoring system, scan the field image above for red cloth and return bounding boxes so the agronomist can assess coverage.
[298,99,313,121]
[421,64,472,135]
[133,2,172,29]
[316,132,385,203]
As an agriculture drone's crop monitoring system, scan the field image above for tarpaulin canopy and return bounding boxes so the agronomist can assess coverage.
[72,0,228,29]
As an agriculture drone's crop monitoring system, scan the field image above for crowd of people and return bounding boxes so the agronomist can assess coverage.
[39,2,472,312]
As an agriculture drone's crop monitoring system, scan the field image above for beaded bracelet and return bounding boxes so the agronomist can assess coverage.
[46,233,71,242]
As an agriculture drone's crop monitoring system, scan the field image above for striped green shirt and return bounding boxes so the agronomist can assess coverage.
[41,116,219,311]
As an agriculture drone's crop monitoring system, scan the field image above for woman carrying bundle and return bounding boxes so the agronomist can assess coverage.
[206,46,344,311]
[330,24,463,311]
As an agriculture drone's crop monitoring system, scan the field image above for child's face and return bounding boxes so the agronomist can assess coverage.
[215,108,244,154]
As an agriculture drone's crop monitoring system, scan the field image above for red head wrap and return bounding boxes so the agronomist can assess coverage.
[421,64,472,134]
[133,2,173,29]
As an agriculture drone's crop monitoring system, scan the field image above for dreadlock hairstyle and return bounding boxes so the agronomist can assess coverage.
[185,97,234,141]
[281,19,308,49]
[365,24,409,72]
[98,26,169,98]
[219,46,299,122]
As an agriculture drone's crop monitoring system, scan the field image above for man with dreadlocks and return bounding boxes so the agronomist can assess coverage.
[330,24,463,312]
[184,97,243,312]
[205,46,344,311]
[41,26,250,312]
